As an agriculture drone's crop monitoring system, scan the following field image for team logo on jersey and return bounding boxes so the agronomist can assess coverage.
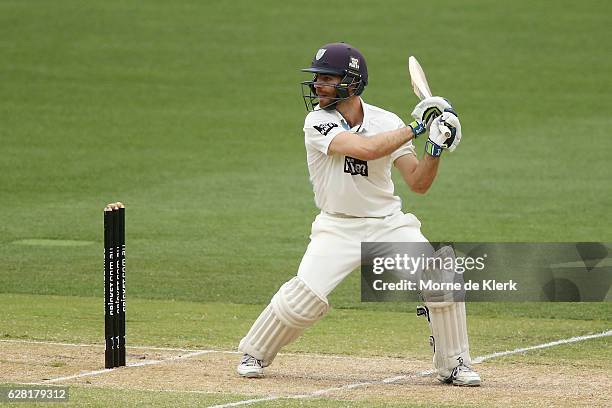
[349,56,360,70]
[316,49,326,60]
[344,156,368,177]
[313,122,338,136]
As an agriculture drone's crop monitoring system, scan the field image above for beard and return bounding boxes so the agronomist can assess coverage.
[318,95,336,108]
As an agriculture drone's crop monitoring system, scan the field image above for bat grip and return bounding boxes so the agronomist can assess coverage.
[439,123,451,138]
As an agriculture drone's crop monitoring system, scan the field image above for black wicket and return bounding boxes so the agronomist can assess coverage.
[117,206,126,366]
[104,203,126,368]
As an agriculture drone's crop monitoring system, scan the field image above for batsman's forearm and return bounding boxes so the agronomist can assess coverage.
[364,127,415,160]
[408,154,440,193]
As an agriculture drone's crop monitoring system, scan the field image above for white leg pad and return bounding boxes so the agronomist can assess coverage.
[238,277,329,367]
[421,301,472,378]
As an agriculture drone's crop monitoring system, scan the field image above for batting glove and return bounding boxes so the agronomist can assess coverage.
[425,109,462,157]
[411,96,453,130]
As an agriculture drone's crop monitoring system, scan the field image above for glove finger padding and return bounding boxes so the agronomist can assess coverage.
[440,110,461,152]
[428,116,451,150]
[411,96,453,129]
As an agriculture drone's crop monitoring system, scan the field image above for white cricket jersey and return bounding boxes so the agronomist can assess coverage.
[303,98,415,217]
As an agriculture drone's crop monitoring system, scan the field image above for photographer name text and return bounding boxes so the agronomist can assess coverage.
[371,279,517,291]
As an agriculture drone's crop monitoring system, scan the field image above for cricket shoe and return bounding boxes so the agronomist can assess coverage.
[237,354,264,378]
[438,363,481,387]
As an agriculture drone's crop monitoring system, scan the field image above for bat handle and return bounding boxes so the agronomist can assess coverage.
[439,123,452,138]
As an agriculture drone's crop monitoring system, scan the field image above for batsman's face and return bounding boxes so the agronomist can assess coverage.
[314,74,342,108]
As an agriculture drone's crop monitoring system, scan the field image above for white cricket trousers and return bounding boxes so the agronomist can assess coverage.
[297,211,428,299]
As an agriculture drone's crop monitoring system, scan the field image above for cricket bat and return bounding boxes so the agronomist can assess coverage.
[408,56,451,137]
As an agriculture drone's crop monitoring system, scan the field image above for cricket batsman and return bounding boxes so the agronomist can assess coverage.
[236,42,481,386]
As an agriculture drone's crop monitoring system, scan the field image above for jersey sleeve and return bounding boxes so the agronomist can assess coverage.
[390,115,416,162]
[303,114,345,155]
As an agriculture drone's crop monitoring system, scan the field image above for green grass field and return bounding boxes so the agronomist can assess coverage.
[1,1,610,407]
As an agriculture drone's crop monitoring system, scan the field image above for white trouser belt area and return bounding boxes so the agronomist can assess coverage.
[322,211,387,219]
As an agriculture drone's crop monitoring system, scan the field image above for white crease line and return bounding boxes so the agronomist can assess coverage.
[0,339,104,348]
[0,339,216,353]
[382,375,406,383]
[207,329,612,408]
[209,371,428,408]
[0,338,401,360]
[472,330,612,363]
[44,350,213,383]
[44,368,111,384]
